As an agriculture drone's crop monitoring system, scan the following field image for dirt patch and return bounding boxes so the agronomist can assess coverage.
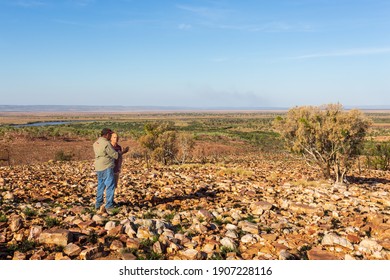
[1,133,248,166]
[0,137,139,166]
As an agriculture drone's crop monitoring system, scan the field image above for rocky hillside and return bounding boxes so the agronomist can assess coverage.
[0,153,389,260]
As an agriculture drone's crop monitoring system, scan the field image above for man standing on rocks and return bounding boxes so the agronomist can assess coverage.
[93,128,121,215]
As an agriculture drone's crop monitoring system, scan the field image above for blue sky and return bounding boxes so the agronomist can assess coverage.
[0,0,389,108]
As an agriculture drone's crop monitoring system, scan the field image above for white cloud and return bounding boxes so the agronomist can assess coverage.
[177,4,312,33]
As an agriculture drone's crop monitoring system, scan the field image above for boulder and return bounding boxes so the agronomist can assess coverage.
[321,233,354,250]
[39,229,72,247]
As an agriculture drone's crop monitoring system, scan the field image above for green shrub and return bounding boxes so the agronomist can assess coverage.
[45,217,60,228]
[87,230,98,244]
[273,104,371,183]
[23,207,37,217]
[54,150,74,161]
[139,122,180,165]
[8,240,36,253]
[0,214,7,222]
[363,141,390,171]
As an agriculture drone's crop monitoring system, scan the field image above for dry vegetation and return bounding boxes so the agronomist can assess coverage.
[0,110,389,260]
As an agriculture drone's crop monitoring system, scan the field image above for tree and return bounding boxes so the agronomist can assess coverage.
[177,132,195,164]
[273,104,371,183]
[139,122,173,165]
[154,130,178,165]
[139,122,196,165]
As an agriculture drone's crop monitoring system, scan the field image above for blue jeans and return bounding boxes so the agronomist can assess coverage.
[95,167,116,209]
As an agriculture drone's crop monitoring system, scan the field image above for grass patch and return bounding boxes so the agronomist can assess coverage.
[8,240,37,253]
[217,167,254,177]
[212,218,224,226]
[45,217,60,228]
[0,214,8,222]
[262,227,273,234]
[142,211,156,219]
[163,212,175,222]
[109,208,121,215]
[87,230,98,244]
[173,224,185,234]
[120,248,137,255]
[245,215,256,223]
[81,207,95,215]
[299,245,312,260]
[54,150,74,161]
[331,218,341,229]
[290,179,328,187]
[210,246,240,260]
[140,236,159,248]
[23,207,37,217]
[146,251,165,260]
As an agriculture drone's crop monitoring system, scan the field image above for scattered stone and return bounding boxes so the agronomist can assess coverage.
[107,225,123,236]
[180,249,201,260]
[239,220,258,234]
[104,221,117,231]
[110,240,124,251]
[13,251,27,260]
[202,242,216,254]
[307,247,342,260]
[153,241,163,254]
[137,226,154,239]
[3,191,14,201]
[126,238,141,249]
[241,234,255,243]
[120,251,137,260]
[225,230,238,239]
[262,233,278,242]
[39,229,72,247]
[0,152,389,260]
[378,239,390,250]
[63,243,82,257]
[220,237,236,250]
[30,249,46,260]
[70,206,86,215]
[346,234,361,244]
[10,216,23,232]
[250,201,273,215]
[197,209,214,221]
[358,239,383,254]
[279,250,295,260]
[79,246,102,260]
[290,203,321,215]
[321,233,354,250]
[226,224,238,231]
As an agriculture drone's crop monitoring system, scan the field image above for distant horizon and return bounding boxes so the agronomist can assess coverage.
[1,104,390,113]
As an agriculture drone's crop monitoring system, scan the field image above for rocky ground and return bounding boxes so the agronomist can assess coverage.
[1,152,389,260]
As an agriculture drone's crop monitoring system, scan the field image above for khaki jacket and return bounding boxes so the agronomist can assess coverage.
[93,137,119,171]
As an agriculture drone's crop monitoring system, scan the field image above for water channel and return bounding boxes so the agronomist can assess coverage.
[13,121,73,127]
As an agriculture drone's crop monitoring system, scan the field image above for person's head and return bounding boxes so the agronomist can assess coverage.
[111,132,119,145]
[101,128,113,140]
